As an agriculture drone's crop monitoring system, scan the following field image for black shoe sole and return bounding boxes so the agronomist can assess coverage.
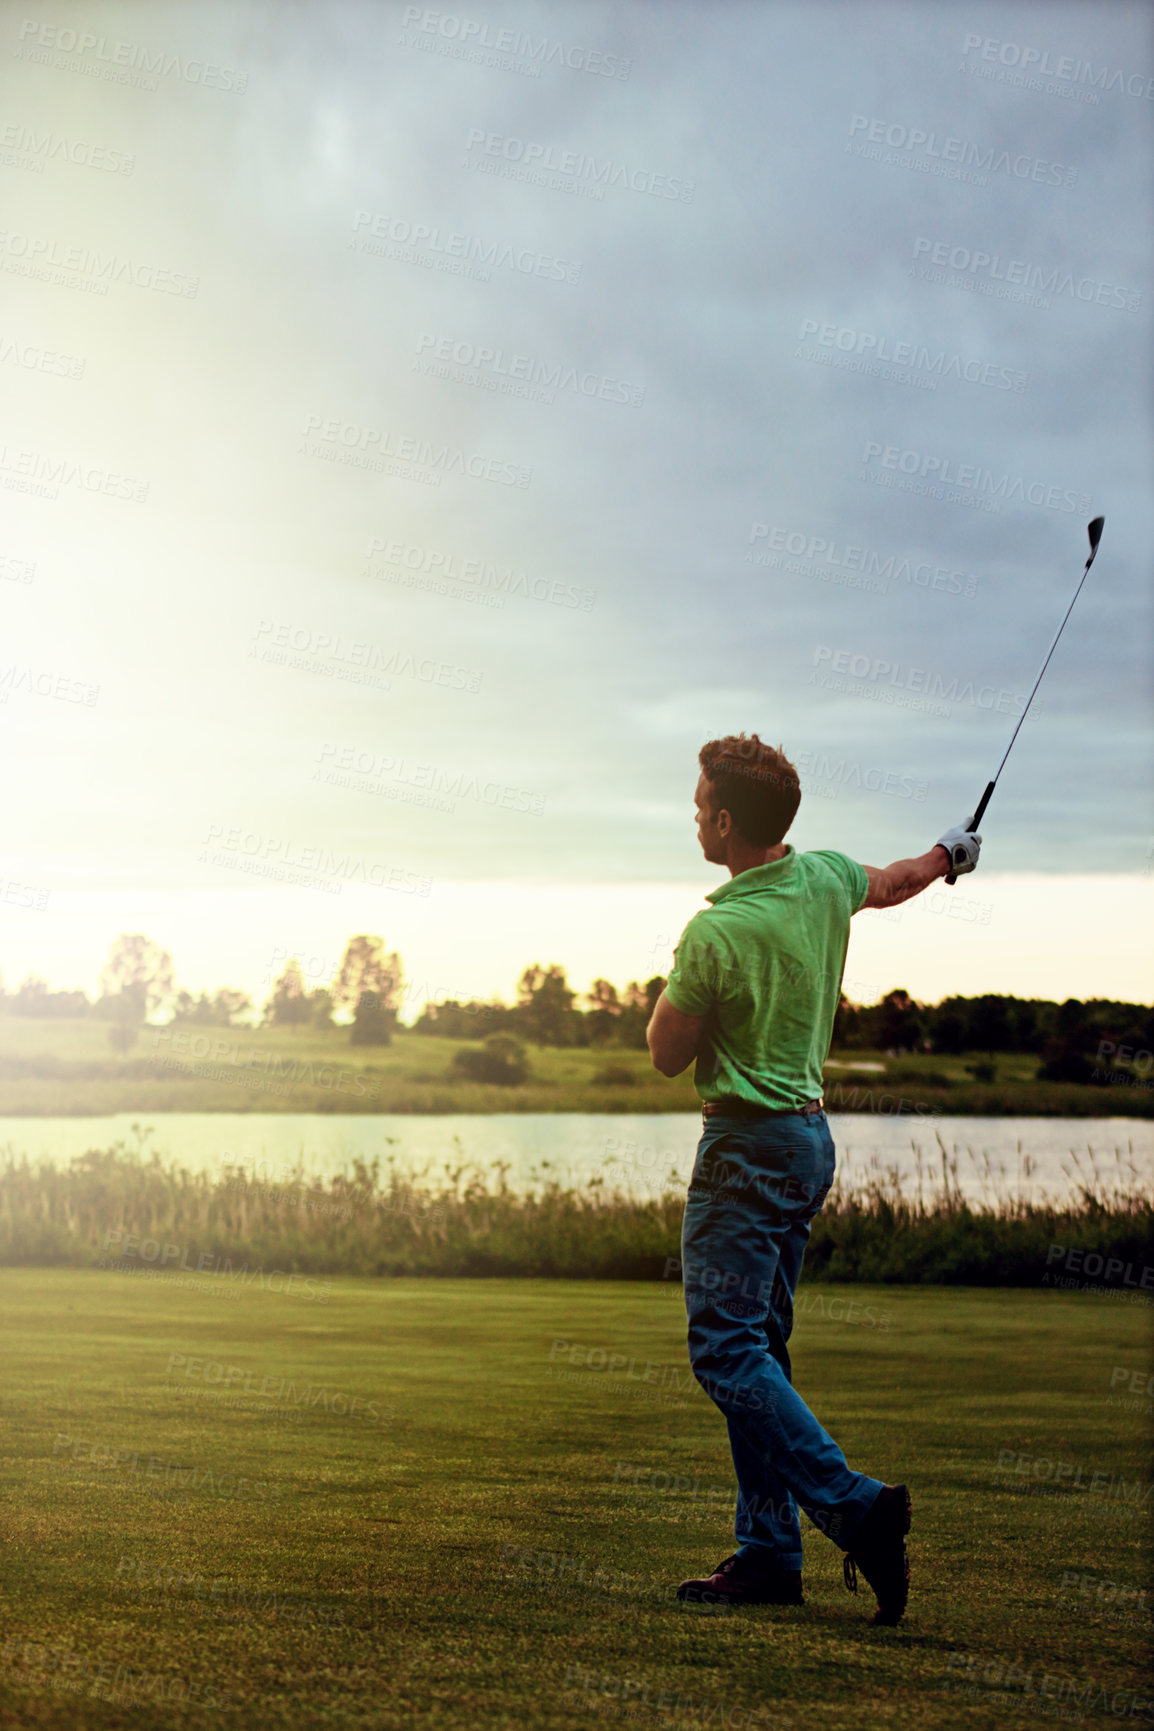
[852,1485,911,1626]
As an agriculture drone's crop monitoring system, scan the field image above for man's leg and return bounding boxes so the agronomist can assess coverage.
[681,1112,882,1564]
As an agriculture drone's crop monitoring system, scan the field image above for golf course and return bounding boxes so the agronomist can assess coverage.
[3,1269,1150,1729]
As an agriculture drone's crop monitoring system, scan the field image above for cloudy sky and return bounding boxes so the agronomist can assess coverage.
[2,0,1151,1018]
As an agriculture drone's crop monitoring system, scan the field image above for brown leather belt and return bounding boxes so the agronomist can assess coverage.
[702,1097,824,1119]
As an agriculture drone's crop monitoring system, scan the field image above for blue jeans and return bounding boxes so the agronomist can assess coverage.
[681,1109,882,1571]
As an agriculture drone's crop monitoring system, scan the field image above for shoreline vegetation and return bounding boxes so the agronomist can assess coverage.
[0,1020,1151,1116]
[1,1132,1149,1286]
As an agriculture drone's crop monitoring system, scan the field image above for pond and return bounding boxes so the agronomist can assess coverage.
[1,1113,1149,1207]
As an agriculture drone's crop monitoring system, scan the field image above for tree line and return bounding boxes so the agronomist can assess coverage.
[2,936,1150,1080]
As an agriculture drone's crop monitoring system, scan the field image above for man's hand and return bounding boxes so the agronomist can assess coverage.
[646,991,705,1077]
[935,822,982,878]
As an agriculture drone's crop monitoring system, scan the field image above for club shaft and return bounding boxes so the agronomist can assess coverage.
[987,546,1099,793]
[945,517,1102,884]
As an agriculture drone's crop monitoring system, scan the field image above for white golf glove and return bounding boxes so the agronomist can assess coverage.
[936,822,982,876]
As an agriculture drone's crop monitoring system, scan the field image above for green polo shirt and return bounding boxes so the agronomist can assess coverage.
[663,846,869,1110]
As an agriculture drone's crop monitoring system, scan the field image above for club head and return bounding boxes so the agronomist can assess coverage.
[1086,516,1105,568]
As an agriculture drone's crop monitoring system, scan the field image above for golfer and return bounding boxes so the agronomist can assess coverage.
[645,733,981,1625]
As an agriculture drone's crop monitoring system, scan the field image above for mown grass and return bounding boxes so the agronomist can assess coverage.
[1,1138,1149,1286]
[0,1019,1150,1115]
[0,1271,1150,1729]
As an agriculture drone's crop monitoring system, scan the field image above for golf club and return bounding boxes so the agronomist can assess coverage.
[945,515,1105,885]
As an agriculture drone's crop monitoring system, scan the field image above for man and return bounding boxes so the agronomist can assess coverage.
[645,733,981,1626]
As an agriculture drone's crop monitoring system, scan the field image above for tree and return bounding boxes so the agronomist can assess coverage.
[585,979,621,1046]
[264,959,312,1029]
[968,995,1012,1056]
[412,999,509,1039]
[877,988,922,1054]
[517,963,577,1046]
[331,937,403,1023]
[99,934,174,1022]
[308,987,335,1030]
[832,991,861,1049]
[213,988,252,1026]
[172,988,252,1027]
[616,977,666,1049]
[350,990,394,1045]
[1037,998,1095,1083]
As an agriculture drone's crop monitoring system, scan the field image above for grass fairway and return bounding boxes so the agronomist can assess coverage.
[1,1273,1151,1730]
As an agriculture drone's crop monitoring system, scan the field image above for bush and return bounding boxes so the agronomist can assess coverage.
[450,1035,530,1086]
[0,1135,1149,1284]
[593,1064,636,1086]
[1036,1044,1093,1084]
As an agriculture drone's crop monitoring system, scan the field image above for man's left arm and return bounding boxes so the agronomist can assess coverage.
[646,991,705,1077]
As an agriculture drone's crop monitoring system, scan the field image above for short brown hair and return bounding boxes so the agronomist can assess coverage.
[698,734,801,846]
